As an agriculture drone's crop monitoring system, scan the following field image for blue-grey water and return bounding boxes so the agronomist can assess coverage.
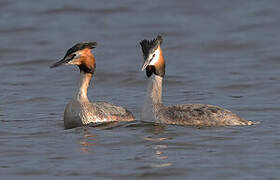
[1,0,280,179]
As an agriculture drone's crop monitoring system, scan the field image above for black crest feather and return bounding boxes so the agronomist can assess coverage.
[140,35,163,60]
[64,42,97,59]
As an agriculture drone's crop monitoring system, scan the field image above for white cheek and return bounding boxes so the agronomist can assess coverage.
[68,61,78,65]
[149,49,160,65]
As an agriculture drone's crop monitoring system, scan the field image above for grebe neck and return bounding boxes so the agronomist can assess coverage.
[142,74,163,121]
[146,74,163,105]
[74,72,93,102]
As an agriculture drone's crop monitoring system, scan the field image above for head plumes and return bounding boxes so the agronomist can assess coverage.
[140,35,163,61]
[140,35,165,78]
[63,42,97,60]
[50,42,97,74]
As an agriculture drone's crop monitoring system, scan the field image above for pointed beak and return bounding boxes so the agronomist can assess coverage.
[141,59,150,71]
[50,54,75,68]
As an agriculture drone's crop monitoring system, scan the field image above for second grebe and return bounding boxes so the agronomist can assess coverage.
[140,35,254,126]
[50,42,134,129]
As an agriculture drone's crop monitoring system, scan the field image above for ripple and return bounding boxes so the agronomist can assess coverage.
[95,7,132,14]
[0,27,39,34]
[5,97,53,105]
[43,6,93,14]
[203,41,258,52]
[2,59,51,67]
[218,84,255,90]
[231,21,279,33]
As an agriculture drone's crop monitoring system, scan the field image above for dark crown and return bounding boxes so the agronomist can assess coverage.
[63,42,97,59]
[140,35,163,60]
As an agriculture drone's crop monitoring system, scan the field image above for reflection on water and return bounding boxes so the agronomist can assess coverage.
[79,128,97,153]
[142,124,172,169]
[149,140,171,168]
[144,133,171,167]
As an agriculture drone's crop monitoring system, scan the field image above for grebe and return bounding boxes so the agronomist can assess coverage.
[50,42,134,129]
[140,35,254,126]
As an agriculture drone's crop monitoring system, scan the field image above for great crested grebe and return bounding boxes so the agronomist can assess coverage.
[50,42,134,129]
[140,35,254,126]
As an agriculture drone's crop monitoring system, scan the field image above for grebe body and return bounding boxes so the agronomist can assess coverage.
[51,42,134,129]
[140,36,253,126]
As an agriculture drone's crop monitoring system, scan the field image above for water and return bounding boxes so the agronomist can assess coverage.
[1,0,280,179]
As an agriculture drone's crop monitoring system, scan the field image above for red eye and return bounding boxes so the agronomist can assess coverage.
[149,54,155,62]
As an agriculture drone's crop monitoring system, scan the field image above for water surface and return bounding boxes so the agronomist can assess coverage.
[1,0,280,179]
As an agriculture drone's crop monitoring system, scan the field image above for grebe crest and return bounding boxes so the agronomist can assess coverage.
[50,42,97,74]
[50,42,134,129]
[139,35,254,126]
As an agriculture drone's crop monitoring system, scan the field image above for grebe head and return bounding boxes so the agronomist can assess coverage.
[50,42,97,74]
[140,35,165,77]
